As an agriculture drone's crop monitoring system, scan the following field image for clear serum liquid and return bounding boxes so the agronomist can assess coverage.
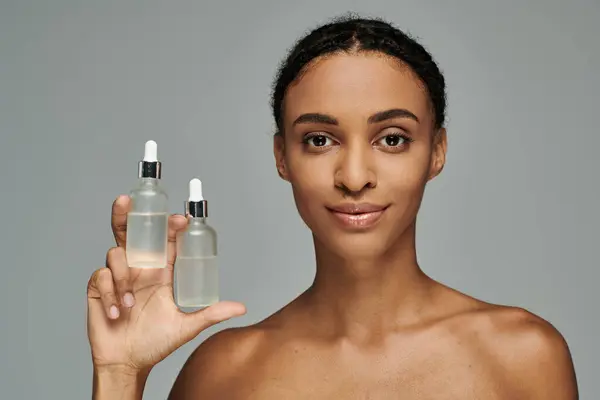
[175,178,219,308]
[125,140,169,269]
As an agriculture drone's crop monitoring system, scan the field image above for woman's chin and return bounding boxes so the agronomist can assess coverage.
[318,232,393,260]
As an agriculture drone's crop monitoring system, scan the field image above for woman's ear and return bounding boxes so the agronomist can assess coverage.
[428,128,447,181]
[273,134,289,181]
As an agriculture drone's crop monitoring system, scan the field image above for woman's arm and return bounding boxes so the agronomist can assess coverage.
[92,366,150,400]
[519,328,578,399]
[499,311,578,399]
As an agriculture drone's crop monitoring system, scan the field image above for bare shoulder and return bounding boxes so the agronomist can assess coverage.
[492,306,578,398]
[454,303,578,399]
[167,295,305,399]
[167,324,268,400]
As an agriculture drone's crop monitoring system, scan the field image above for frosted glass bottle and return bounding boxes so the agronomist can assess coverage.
[125,141,169,269]
[175,178,219,308]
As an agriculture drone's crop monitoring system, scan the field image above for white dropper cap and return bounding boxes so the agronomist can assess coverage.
[138,140,162,178]
[189,178,204,201]
[185,178,208,218]
[143,140,158,162]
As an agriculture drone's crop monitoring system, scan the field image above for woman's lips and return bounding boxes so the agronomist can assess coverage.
[326,203,388,229]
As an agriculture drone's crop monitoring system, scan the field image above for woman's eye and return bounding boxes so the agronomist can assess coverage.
[377,134,409,147]
[305,135,333,147]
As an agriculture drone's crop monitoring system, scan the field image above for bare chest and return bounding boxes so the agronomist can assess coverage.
[222,346,514,400]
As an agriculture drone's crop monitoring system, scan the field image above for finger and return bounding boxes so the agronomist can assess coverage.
[167,214,187,269]
[180,301,246,341]
[89,268,120,320]
[106,247,135,308]
[111,195,130,247]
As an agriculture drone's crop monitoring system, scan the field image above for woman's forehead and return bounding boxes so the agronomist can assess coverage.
[283,53,431,124]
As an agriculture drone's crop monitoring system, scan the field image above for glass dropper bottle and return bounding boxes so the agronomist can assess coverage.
[125,140,169,269]
[175,178,219,308]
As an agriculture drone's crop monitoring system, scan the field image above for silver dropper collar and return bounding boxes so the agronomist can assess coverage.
[138,160,162,179]
[185,199,207,218]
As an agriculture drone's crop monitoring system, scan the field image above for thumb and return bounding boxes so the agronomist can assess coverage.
[180,301,247,340]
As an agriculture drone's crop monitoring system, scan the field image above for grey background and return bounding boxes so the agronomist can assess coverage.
[1,0,598,398]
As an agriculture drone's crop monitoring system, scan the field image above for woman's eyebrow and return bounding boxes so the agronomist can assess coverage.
[292,108,419,127]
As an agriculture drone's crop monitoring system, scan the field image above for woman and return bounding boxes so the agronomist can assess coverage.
[88,15,578,399]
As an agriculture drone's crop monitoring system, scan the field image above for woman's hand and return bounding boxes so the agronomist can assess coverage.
[87,195,246,375]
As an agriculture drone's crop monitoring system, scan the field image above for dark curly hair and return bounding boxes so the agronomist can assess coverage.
[271,14,447,135]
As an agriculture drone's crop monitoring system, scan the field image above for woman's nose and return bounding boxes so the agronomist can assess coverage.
[334,144,377,195]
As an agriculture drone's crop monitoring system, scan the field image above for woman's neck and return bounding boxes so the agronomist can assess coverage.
[303,221,438,342]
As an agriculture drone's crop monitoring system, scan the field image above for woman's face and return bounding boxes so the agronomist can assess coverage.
[274,52,446,258]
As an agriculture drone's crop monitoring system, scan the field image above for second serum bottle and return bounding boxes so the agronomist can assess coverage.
[175,178,219,308]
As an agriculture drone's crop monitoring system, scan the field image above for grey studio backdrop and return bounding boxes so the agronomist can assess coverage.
[1,1,598,399]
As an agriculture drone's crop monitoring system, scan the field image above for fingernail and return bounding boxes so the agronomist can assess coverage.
[109,305,120,319]
[123,292,135,308]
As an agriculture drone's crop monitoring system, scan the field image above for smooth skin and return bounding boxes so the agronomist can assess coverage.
[88,52,578,399]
